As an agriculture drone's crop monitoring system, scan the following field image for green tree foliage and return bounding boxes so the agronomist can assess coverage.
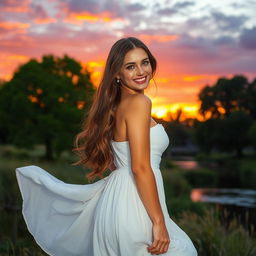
[0,55,95,159]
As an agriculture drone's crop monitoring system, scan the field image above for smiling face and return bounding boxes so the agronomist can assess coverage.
[117,47,153,93]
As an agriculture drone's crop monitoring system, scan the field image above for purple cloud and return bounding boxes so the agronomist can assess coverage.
[157,1,194,15]
[239,26,256,50]
[63,0,100,13]
[30,3,49,19]
[126,3,145,12]
[60,0,123,17]
[211,10,248,31]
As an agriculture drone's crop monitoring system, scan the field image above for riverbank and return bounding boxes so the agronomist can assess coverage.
[164,153,256,236]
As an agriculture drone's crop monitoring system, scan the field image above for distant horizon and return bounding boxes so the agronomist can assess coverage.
[1,0,255,120]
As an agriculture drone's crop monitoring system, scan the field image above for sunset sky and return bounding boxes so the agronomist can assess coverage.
[1,0,256,120]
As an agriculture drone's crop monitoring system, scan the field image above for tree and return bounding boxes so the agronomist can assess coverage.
[244,78,256,119]
[193,119,218,154]
[215,111,252,157]
[248,121,256,150]
[0,54,95,160]
[199,75,249,120]
[166,122,190,147]
[194,112,252,157]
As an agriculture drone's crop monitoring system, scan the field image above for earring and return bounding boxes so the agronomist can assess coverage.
[116,78,120,84]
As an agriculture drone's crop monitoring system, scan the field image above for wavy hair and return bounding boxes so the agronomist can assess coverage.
[72,37,157,182]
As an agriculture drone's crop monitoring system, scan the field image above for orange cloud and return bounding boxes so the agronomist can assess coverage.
[154,74,220,93]
[138,34,179,44]
[183,75,205,82]
[64,11,123,24]
[0,21,30,30]
[33,17,57,24]
[2,5,30,13]
[154,77,171,83]
[182,74,219,82]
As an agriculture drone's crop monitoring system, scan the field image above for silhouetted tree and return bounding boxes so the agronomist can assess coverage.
[193,119,218,154]
[166,122,190,147]
[194,111,252,157]
[244,78,256,119]
[214,111,252,157]
[0,54,95,160]
[248,121,256,150]
[199,75,249,119]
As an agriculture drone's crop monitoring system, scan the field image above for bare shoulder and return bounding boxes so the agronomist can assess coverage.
[123,94,152,127]
[126,94,152,111]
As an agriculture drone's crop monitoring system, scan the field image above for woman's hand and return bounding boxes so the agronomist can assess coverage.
[147,221,170,255]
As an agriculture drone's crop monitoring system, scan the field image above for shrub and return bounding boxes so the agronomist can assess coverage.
[184,168,218,188]
[162,169,191,198]
[239,166,256,189]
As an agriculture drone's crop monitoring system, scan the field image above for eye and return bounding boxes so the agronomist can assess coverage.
[126,65,135,70]
[143,60,150,65]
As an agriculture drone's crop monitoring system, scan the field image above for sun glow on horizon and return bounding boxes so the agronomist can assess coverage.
[152,102,203,121]
[83,60,105,86]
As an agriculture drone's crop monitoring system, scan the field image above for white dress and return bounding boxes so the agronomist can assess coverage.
[16,124,198,256]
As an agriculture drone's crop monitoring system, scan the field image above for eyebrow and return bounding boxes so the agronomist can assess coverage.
[124,57,149,66]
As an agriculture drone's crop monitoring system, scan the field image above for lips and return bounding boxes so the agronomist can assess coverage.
[133,76,147,84]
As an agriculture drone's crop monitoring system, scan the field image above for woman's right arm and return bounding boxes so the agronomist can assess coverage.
[125,94,170,255]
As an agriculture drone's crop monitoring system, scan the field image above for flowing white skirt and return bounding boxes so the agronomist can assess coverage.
[16,165,197,256]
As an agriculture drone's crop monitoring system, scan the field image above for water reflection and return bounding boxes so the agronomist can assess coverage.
[191,188,256,208]
[174,160,199,170]
[173,158,201,170]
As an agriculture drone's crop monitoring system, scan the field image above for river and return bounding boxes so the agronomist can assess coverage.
[172,158,256,232]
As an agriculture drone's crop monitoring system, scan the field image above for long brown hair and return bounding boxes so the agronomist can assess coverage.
[72,37,157,182]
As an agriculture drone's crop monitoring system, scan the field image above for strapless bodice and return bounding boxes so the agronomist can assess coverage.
[110,124,169,170]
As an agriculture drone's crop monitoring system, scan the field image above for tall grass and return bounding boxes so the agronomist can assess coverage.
[176,208,256,256]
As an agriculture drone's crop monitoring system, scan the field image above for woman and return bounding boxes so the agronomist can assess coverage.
[16,37,198,256]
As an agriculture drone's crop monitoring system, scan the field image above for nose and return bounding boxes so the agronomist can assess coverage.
[136,65,144,76]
